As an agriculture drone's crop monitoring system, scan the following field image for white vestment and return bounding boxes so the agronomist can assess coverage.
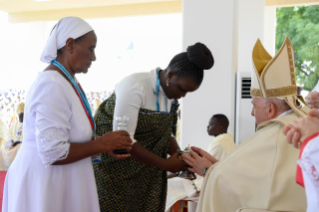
[207,133,236,159]
[197,112,307,212]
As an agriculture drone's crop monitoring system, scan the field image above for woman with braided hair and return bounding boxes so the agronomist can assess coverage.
[93,42,214,212]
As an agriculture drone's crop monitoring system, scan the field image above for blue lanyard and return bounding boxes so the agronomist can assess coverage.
[156,69,168,112]
[51,60,95,133]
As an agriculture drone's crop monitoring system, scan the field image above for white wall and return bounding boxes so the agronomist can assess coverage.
[0,13,182,92]
[264,6,277,56]
[181,0,237,150]
[238,0,265,73]
[181,0,269,150]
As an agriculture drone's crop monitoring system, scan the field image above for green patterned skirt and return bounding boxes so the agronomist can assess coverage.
[93,93,178,212]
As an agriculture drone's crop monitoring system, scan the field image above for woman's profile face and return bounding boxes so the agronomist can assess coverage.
[164,74,199,100]
[70,31,97,74]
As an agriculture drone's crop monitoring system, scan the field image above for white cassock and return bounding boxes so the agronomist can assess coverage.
[197,111,307,212]
[298,133,319,212]
[207,133,236,159]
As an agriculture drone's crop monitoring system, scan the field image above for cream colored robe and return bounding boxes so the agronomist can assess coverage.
[197,112,307,212]
[207,133,236,160]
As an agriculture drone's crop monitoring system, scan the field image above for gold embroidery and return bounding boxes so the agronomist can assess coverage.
[250,88,263,97]
[286,39,296,86]
[265,85,297,98]
[259,37,297,92]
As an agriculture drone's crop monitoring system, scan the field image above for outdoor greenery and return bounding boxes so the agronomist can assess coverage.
[276,5,319,91]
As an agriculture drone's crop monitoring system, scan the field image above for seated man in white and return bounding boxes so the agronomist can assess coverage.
[183,37,309,212]
[0,102,24,171]
[207,114,236,158]
[165,114,236,212]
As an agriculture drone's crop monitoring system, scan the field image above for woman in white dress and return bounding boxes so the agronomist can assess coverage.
[2,17,132,212]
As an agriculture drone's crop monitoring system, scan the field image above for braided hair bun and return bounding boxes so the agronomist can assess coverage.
[187,43,214,70]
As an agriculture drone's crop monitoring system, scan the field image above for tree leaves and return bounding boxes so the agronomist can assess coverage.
[276,6,319,91]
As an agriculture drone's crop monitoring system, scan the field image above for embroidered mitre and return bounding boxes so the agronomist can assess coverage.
[251,37,309,117]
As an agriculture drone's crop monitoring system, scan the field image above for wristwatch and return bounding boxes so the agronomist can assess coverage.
[203,167,209,176]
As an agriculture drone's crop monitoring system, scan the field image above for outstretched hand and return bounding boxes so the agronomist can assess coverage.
[182,147,218,177]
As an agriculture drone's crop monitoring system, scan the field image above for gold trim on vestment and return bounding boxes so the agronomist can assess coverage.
[250,88,263,97]
[260,37,296,95]
[251,85,297,98]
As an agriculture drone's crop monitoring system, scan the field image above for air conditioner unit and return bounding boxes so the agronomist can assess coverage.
[235,72,256,145]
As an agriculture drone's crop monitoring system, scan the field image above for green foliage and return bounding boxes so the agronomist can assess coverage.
[276,6,319,91]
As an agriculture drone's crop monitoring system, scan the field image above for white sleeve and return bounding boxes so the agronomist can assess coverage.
[114,78,145,143]
[31,79,72,166]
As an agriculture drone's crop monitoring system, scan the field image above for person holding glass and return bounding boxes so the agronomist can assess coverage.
[2,17,132,212]
[93,43,214,212]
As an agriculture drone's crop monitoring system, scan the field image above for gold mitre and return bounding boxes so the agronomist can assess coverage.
[251,37,309,117]
[17,102,25,114]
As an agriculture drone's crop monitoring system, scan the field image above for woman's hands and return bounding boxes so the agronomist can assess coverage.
[182,146,218,177]
[165,152,189,173]
[283,109,319,149]
[98,130,133,159]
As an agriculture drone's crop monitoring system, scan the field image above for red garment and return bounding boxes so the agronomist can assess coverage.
[296,132,319,187]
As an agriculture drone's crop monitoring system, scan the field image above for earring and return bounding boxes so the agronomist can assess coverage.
[166,79,170,87]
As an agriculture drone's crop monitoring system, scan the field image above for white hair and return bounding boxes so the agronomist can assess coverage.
[263,98,291,113]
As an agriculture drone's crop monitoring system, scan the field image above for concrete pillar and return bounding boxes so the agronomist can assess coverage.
[181,0,266,150]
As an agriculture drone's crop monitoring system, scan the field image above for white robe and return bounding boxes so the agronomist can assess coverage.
[197,111,307,212]
[2,71,100,212]
[207,133,236,159]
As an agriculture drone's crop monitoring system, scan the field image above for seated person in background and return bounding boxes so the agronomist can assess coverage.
[0,103,24,171]
[283,108,319,212]
[207,114,236,159]
[183,37,309,212]
[7,102,24,144]
[0,108,7,147]
[165,114,235,212]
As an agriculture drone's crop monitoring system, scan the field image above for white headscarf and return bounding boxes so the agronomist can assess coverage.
[40,16,93,63]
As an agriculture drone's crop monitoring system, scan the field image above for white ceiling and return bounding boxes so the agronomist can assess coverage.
[0,0,179,13]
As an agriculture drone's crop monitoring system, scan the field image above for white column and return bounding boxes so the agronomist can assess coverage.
[264,6,277,56]
[181,0,266,150]
[238,0,265,73]
[181,0,238,150]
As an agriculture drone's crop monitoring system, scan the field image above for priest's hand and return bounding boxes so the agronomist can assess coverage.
[182,147,218,177]
[190,146,219,164]
[284,109,319,149]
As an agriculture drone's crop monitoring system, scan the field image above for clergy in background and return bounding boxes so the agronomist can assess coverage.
[183,37,309,212]
[206,114,236,159]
